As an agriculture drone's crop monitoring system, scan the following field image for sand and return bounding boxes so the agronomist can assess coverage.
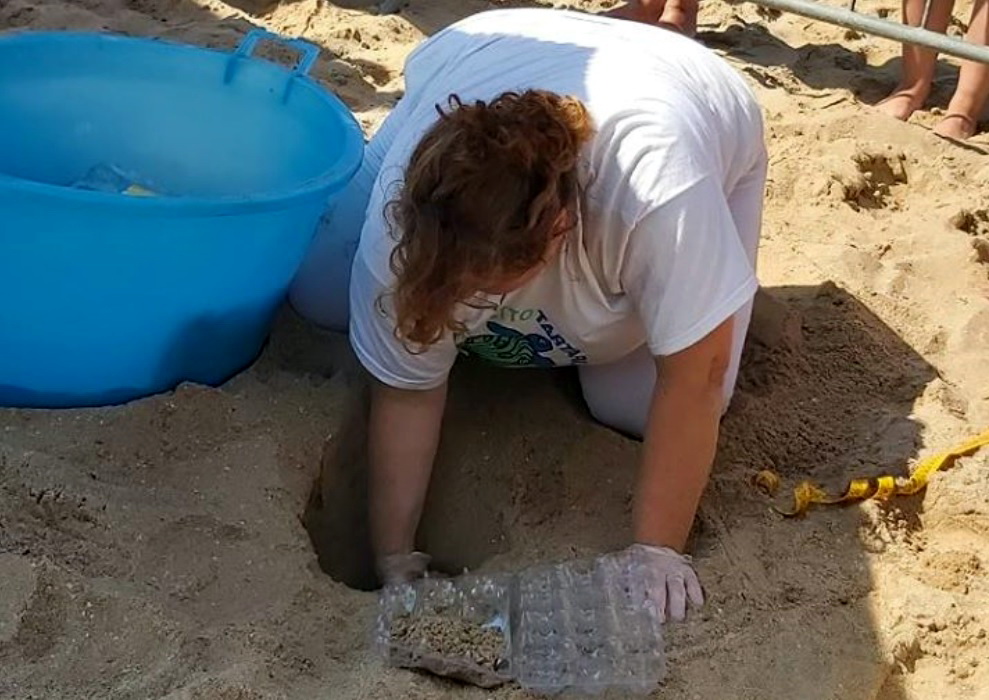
[387,614,509,687]
[2,0,989,698]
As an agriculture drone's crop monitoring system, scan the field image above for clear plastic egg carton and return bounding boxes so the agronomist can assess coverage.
[375,574,514,689]
[375,551,665,695]
[512,551,666,695]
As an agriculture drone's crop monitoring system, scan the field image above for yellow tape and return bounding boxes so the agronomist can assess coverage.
[752,470,781,496]
[765,428,989,517]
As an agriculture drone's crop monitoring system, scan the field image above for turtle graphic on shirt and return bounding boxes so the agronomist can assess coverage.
[458,321,556,367]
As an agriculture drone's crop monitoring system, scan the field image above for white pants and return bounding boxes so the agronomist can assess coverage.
[289,101,766,439]
[289,99,413,331]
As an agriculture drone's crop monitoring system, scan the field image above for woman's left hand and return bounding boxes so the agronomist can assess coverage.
[628,543,704,622]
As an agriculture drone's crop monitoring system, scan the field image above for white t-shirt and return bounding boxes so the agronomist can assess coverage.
[350,9,764,390]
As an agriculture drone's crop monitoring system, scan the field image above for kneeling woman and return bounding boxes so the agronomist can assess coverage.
[290,7,766,621]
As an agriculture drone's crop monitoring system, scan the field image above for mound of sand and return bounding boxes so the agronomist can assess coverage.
[2,1,988,698]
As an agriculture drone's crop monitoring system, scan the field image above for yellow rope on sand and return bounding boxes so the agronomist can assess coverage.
[752,429,989,517]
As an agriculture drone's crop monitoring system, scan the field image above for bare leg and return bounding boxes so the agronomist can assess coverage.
[878,0,955,120]
[607,0,666,23]
[607,0,699,36]
[658,0,698,36]
[935,0,989,139]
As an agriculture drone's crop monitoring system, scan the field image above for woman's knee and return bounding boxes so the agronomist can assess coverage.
[578,348,656,439]
[289,155,382,330]
[291,103,408,330]
[583,391,648,439]
[288,211,360,331]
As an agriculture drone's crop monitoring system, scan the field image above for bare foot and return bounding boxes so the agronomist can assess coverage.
[604,1,663,23]
[934,113,979,140]
[658,3,697,36]
[876,85,929,121]
[606,1,694,35]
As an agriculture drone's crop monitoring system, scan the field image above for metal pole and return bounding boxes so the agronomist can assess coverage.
[743,0,989,65]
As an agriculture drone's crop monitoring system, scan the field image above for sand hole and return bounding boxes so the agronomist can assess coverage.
[841,152,908,210]
[301,388,378,591]
[948,210,989,265]
[302,377,509,591]
[950,208,989,236]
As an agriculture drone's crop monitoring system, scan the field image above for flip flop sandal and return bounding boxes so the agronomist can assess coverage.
[934,112,979,141]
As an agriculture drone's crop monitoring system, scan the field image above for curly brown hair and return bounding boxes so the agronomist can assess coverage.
[384,89,594,349]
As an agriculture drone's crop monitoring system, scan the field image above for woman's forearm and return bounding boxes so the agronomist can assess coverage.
[368,379,448,559]
[634,373,722,551]
[633,320,733,552]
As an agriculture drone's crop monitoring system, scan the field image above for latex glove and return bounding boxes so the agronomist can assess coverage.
[628,544,704,622]
[377,551,430,586]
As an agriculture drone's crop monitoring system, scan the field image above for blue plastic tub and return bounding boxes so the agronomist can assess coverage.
[0,30,364,408]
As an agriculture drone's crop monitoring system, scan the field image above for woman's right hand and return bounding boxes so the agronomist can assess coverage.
[377,551,431,586]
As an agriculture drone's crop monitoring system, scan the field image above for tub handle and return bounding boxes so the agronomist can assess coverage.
[225,29,321,102]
